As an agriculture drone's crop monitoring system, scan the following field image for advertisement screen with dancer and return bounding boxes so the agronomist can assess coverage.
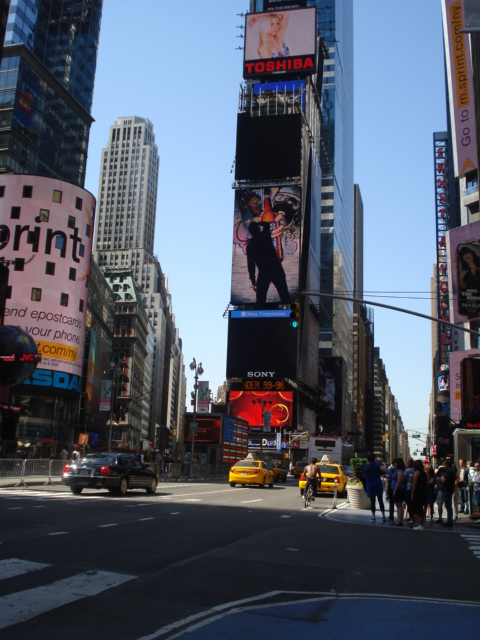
[231,186,301,305]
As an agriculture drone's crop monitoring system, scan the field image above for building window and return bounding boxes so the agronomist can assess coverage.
[0,186,5,197]
[45,262,55,276]
[69,268,76,281]
[60,293,69,307]
[75,197,83,211]
[52,190,62,203]
[10,206,20,219]
[31,288,41,301]
[22,185,33,198]
[79,299,84,313]
[13,258,24,271]
[68,216,75,229]
[38,208,49,222]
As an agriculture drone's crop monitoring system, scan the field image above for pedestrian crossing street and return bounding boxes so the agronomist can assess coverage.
[461,534,480,560]
[0,558,135,630]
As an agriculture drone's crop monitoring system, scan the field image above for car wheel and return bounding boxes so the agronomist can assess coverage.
[260,478,266,488]
[70,486,83,495]
[146,477,157,494]
[282,476,287,483]
[229,482,236,487]
[269,479,274,488]
[117,477,128,496]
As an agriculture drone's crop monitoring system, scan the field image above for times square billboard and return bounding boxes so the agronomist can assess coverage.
[0,175,95,396]
[231,185,301,305]
[244,7,317,80]
[446,220,480,324]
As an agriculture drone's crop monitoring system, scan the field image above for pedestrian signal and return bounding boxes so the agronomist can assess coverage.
[289,302,300,329]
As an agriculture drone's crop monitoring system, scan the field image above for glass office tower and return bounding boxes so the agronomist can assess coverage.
[251,0,355,398]
[0,0,103,186]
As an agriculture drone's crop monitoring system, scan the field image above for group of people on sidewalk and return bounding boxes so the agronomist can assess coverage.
[363,453,480,530]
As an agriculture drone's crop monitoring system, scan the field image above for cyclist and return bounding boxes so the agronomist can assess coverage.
[304,458,322,500]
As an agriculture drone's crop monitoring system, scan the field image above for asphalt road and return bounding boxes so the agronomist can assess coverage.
[0,480,479,638]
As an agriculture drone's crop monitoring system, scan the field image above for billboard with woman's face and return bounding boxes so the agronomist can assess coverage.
[244,7,317,79]
[447,221,480,323]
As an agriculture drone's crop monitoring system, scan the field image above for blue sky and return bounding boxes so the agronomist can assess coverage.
[84,1,446,449]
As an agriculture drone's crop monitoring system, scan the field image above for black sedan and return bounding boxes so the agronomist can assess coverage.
[62,453,158,495]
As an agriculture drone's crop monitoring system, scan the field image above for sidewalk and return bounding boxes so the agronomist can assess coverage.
[323,502,480,529]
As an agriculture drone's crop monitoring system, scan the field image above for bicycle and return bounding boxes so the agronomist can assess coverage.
[304,483,314,508]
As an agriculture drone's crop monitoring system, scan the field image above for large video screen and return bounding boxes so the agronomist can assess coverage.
[244,7,317,80]
[229,390,294,429]
[231,185,301,305]
[226,310,297,379]
[235,113,302,181]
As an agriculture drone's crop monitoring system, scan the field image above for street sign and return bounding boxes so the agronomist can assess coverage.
[276,432,281,453]
[189,422,198,437]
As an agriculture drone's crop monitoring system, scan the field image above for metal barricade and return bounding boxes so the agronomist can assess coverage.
[0,459,24,479]
[0,458,64,487]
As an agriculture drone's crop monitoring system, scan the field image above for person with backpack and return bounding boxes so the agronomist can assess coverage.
[392,458,406,526]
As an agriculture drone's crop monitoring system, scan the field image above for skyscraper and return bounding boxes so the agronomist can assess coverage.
[0,0,103,186]
[251,0,355,423]
[93,116,185,450]
[313,0,354,392]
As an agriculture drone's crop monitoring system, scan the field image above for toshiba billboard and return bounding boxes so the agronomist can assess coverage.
[0,175,95,391]
[244,7,317,80]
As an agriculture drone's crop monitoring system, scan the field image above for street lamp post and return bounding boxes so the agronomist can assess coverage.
[108,361,125,452]
[189,358,204,479]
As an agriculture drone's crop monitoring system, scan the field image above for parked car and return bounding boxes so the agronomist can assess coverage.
[229,459,274,488]
[62,453,158,495]
[298,462,348,496]
[266,461,287,482]
[293,460,308,479]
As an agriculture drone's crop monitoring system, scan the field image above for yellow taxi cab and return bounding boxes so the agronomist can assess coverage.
[298,461,348,496]
[229,459,274,488]
[266,461,287,483]
[293,460,308,479]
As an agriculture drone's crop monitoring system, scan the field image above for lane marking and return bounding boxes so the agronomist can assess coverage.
[0,558,49,580]
[98,523,118,528]
[240,499,263,504]
[159,489,245,500]
[0,570,135,630]
[139,518,154,521]
[135,590,480,640]
[48,532,68,536]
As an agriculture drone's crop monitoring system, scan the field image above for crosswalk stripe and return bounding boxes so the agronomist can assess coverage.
[0,570,135,630]
[0,558,49,580]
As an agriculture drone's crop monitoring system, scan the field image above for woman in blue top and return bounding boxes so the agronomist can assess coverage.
[364,452,387,522]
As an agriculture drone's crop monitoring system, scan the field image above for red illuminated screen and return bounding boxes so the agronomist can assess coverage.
[229,390,293,428]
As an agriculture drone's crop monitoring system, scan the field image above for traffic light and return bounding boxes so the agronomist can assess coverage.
[382,434,386,442]
[289,301,300,329]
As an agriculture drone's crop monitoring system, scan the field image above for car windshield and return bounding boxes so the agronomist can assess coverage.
[235,460,259,468]
[296,462,307,468]
[80,454,116,465]
[318,465,341,475]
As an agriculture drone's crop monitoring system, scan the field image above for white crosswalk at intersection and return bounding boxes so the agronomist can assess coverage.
[0,558,136,630]
[460,534,480,559]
